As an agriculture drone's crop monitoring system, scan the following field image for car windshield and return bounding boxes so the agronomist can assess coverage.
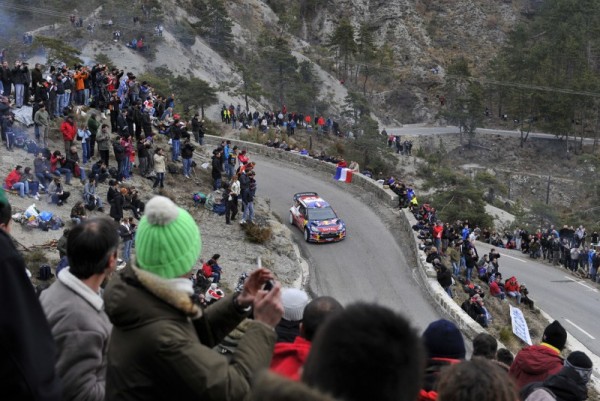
[307,207,337,221]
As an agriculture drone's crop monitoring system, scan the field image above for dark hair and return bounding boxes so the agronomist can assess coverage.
[211,254,220,261]
[472,333,498,360]
[437,359,517,401]
[0,195,11,226]
[67,218,119,279]
[301,296,343,341]
[15,165,22,170]
[302,303,424,401]
[24,167,31,174]
[496,348,514,367]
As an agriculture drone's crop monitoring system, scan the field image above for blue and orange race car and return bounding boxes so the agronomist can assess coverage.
[289,192,346,243]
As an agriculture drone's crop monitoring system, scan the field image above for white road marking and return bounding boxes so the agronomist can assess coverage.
[498,252,527,263]
[565,318,596,340]
[564,276,599,293]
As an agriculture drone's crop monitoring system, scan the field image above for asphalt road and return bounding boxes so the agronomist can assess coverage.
[475,242,600,356]
[253,155,440,331]
[386,124,596,144]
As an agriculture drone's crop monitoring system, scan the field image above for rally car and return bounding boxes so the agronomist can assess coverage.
[289,192,346,243]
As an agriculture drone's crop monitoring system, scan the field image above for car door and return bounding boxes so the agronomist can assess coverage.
[296,205,307,228]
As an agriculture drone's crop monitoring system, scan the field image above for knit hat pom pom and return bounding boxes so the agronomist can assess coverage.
[145,196,180,226]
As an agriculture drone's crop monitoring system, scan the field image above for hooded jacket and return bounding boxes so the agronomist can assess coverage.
[522,367,588,401]
[510,344,564,389]
[104,265,277,401]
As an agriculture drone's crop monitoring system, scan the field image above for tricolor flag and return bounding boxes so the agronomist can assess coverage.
[334,167,353,183]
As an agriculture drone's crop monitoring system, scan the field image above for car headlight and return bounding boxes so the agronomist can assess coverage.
[309,224,319,232]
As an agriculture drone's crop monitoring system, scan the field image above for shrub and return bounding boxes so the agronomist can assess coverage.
[242,223,272,244]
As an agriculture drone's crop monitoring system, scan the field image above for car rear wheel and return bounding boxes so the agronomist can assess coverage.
[289,212,294,225]
[304,228,310,242]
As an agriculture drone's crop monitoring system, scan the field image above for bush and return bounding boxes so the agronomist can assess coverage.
[242,222,272,244]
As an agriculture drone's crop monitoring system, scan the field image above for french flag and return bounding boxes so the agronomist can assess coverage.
[334,167,353,183]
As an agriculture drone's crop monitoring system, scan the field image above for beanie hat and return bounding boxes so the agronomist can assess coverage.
[565,351,593,384]
[281,288,310,321]
[422,319,466,359]
[135,196,201,279]
[542,320,567,350]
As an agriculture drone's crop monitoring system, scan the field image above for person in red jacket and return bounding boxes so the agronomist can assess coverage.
[270,296,343,381]
[489,275,505,300]
[60,115,77,155]
[509,320,567,390]
[504,276,522,304]
[432,221,444,254]
[4,165,29,198]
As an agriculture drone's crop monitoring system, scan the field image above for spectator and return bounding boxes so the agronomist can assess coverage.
[496,348,514,372]
[47,177,71,206]
[40,218,119,401]
[420,319,466,401]
[109,187,126,223]
[4,165,28,198]
[0,188,62,400]
[34,102,50,147]
[61,115,77,155]
[472,333,498,360]
[434,259,453,297]
[34,152,56,189]
[281,303,424,401]
[241,170,256,224]
[212,149,223,190]
[436,359,517,401]
[489,275,506,300]
[226,174,240,224]
[87,114,100,159]
[181,138,194,179]
[118,217,134,262]
[70,201,87,225]
[152,147,166,189]
[50,150,73,185]
[509,320,567,389]
[96,124,111,167]
[505,276,522,304]
[276,288,310,343]
[105,196,284,400]
[20,166,41,200]
[270,296,343,380]
[65,145,87,184]
[521,351,593,401]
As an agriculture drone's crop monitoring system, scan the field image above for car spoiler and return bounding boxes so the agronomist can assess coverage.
[293,192,319,201]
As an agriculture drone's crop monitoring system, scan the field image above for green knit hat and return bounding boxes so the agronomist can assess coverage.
[135,196,201,279]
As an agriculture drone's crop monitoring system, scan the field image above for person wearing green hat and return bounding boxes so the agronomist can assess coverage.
[104,195,284,400]
[0,188,62,400]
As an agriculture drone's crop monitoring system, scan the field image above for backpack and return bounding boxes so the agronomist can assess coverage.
[37,264,53,281]
[109,167,119,179]
[14,134,27,148]
[213,203,226,215]
[25,139,38,154]
[85,196,97,211]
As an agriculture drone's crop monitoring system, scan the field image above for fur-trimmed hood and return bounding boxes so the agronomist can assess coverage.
[104,262,201,330]
[250,372,339,401]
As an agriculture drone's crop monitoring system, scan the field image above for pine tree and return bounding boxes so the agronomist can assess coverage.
[329,18,357,81]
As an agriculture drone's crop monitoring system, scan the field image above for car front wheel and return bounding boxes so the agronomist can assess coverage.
[289,212,294,225]
[304,228,310,242]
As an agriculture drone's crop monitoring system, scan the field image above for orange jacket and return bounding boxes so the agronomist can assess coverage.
[73,71,88,91]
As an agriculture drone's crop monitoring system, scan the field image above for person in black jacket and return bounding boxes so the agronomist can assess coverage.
[181,139,195,179]
[11,60,29,108]
[110,187,126,222]
[212,149,223,190]
[0,189,62,400]
[434,259,453,297]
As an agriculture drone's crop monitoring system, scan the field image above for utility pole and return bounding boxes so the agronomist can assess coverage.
[545,175,551,205]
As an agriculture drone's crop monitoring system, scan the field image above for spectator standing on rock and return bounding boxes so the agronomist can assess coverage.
[0,188,62,400]
[109,187,126,223]
[137,138,150,177]
[227,174,240,223]
[40,218,119,401]
[241,170,256,225]
[34,102,50,147]
[97,124,111,167]
[181,138,194,179]
[152,147,166,190]
[61,115,77,155]
[509,320,567,390]
[87,114,100,159]
[212,149,223,190]
[104,195,284,400]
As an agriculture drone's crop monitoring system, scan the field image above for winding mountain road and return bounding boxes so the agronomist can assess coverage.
[253,155,440,331]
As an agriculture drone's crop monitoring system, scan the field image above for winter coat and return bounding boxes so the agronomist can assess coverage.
[0,229,62,401]
[96,130,111,151]
[182,143,194,159]
[522,367,588,401]
[61,120,77,142]
[34,108,50,127]
[153,153,166,173]
[5,169,22,188]
[87,117,100,136]
[249,371,338,401]
[109,193,124,221]
[104,265,277,401]
[212,155,223,179]
[419,358,462,401]
[270,336,311,381]
[509,344,564,389]
[40,268,112,401]
[436,266,452,288]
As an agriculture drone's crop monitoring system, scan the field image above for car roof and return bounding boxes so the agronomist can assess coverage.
[298,195,331,209]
